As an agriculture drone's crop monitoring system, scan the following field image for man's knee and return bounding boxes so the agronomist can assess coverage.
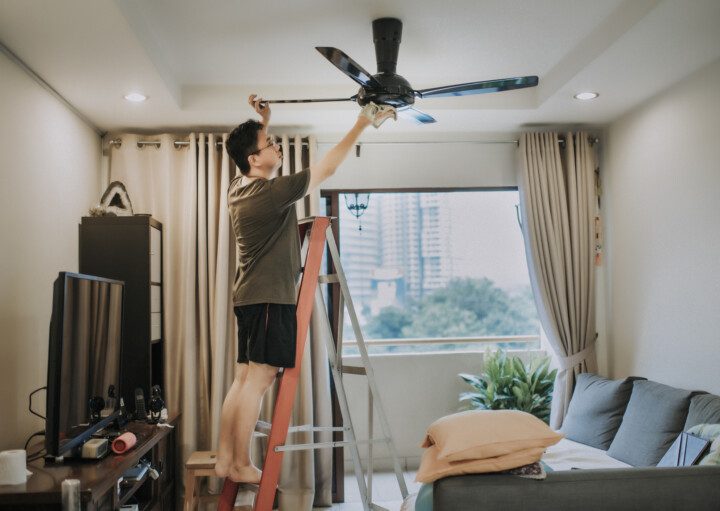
[234,362,249,384]
[247,362,278,390]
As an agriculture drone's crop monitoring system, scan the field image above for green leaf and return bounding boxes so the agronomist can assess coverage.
[457,349,555,423]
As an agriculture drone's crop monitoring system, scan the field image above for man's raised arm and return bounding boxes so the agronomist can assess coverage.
[307,106,396,195]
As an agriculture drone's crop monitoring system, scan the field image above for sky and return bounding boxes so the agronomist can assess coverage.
[447,190,532,292]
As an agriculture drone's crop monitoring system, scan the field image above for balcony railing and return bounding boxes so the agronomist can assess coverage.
[341,334,540,354]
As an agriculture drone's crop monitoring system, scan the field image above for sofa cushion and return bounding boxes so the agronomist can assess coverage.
[607,380,692,466]
[684,393,720,430]
[415,444,545,483]
[686,423,720,466]
[542,438,633,471]
[420,410,562,462]
[560,373,641,450]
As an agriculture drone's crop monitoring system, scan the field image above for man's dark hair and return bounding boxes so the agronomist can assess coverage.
[226,119,264,175]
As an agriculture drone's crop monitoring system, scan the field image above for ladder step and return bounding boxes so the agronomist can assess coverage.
[318,274,339,284]
[255,420,272,433]
[235,483,260,493]
[341,365,367,375]
[275,438,389,453]
[255,421,344,434]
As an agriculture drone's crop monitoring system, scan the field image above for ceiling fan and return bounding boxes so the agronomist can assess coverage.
[263,17,539,124]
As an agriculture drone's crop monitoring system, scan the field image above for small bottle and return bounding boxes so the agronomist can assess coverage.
[101,385,117,418]
[61,479,81,511]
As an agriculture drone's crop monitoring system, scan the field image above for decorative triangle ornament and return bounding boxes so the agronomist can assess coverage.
[91,181,134,216]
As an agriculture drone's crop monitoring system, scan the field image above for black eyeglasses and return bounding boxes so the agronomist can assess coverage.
[250,135,279,155]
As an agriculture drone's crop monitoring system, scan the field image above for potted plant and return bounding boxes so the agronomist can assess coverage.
[458,349,557,424]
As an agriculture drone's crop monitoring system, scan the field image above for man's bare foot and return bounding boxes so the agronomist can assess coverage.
[214,457,231,479]
[228,464,262,484]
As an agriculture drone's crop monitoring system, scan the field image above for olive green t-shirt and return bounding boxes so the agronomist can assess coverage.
[228,170,311,305]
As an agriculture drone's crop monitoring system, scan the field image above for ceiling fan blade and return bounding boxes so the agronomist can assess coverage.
[415,76,539,98]
[316,47,382,88]
[264,96,357,104]
[398,107,436,124]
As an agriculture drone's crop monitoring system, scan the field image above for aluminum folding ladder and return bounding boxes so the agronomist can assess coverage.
[218,216,408,511]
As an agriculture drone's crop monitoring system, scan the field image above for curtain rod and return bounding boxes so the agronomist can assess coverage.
[107,138,311,150]
[344,136,599,147]
[107,138,226,150]
[108,135,599,150]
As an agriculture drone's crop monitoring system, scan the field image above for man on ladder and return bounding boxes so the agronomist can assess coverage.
[215,95,396,491]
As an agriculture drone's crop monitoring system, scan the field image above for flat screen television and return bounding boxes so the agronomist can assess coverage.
[45,272,124,459]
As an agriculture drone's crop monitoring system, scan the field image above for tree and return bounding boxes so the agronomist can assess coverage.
[365,278,540,340]
[365,306,412,339]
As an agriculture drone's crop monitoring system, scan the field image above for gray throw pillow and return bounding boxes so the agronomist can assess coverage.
[560,373,640,450]
[607,380,692,467]
[684,393,720,430]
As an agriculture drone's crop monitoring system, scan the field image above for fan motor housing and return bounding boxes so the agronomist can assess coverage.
[357,73,415,108]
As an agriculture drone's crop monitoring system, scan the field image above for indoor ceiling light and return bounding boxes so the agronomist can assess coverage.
[124,92,147,102]
[574,92,599,100]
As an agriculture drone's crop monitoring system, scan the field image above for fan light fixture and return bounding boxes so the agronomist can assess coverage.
[124,92,147,102]
[345,193,371,231]
[574,92,599,100]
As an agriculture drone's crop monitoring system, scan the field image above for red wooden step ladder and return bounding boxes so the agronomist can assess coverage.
[217,216,408,511]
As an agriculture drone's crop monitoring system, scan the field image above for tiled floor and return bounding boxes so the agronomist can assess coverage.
[312,471,421,511]
[228,470,421,510]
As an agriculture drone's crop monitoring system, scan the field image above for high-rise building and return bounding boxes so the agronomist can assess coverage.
[418,193,454,293]
[376,193,453,301]
[339,195,382,320]
[377,193,422,300]
[340,192,455,326]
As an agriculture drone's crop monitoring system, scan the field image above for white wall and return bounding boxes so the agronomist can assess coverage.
[340,349,545,472]
[0,51,102,451]
[603,57,720,394]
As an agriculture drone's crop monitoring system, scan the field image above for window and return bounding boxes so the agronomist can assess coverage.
[324,190,541,355]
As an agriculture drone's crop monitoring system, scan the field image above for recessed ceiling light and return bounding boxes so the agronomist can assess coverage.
[124,92,147,102]
[574,92,599,100]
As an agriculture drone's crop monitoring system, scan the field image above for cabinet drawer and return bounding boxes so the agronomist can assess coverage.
[151,285,162,313]
[151,312,162,340]
[150,226,161,283]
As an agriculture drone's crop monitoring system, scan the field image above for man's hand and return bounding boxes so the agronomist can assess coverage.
[248,94,271,125]
[358,102,397,128]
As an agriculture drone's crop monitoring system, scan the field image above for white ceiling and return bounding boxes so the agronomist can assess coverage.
[1,0,719,135]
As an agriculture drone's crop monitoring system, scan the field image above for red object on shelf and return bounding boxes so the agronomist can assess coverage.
[111,432,137,454]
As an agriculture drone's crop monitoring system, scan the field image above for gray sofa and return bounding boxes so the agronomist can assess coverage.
[433,376,720,510]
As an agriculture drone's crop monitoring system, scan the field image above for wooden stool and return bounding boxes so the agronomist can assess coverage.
[183,451,255,511]
[184,451,220,511]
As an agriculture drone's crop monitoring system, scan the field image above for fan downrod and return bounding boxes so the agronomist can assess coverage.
[357,17,415,108]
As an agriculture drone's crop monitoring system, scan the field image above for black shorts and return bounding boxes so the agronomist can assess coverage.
[234,303,297,368]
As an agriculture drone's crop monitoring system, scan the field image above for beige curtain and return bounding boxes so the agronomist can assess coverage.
[517,132,598,429]
[106,132,332,510]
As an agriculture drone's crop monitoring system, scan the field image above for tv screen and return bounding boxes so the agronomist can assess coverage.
[45,272,124,458]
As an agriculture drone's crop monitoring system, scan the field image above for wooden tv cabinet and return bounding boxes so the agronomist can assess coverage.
[0,413,180,511]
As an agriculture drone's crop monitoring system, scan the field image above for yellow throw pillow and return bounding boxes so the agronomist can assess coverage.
[415,444,546,483]
[421,410,563,462]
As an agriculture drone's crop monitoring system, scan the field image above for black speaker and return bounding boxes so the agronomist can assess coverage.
[134,388,147,421]
[148,385,165,424]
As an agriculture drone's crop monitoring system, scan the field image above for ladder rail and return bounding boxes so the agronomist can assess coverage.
[314,286,371,510]
[325,225,410,499]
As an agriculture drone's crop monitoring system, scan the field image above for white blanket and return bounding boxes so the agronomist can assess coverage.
[542,438,632,471]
